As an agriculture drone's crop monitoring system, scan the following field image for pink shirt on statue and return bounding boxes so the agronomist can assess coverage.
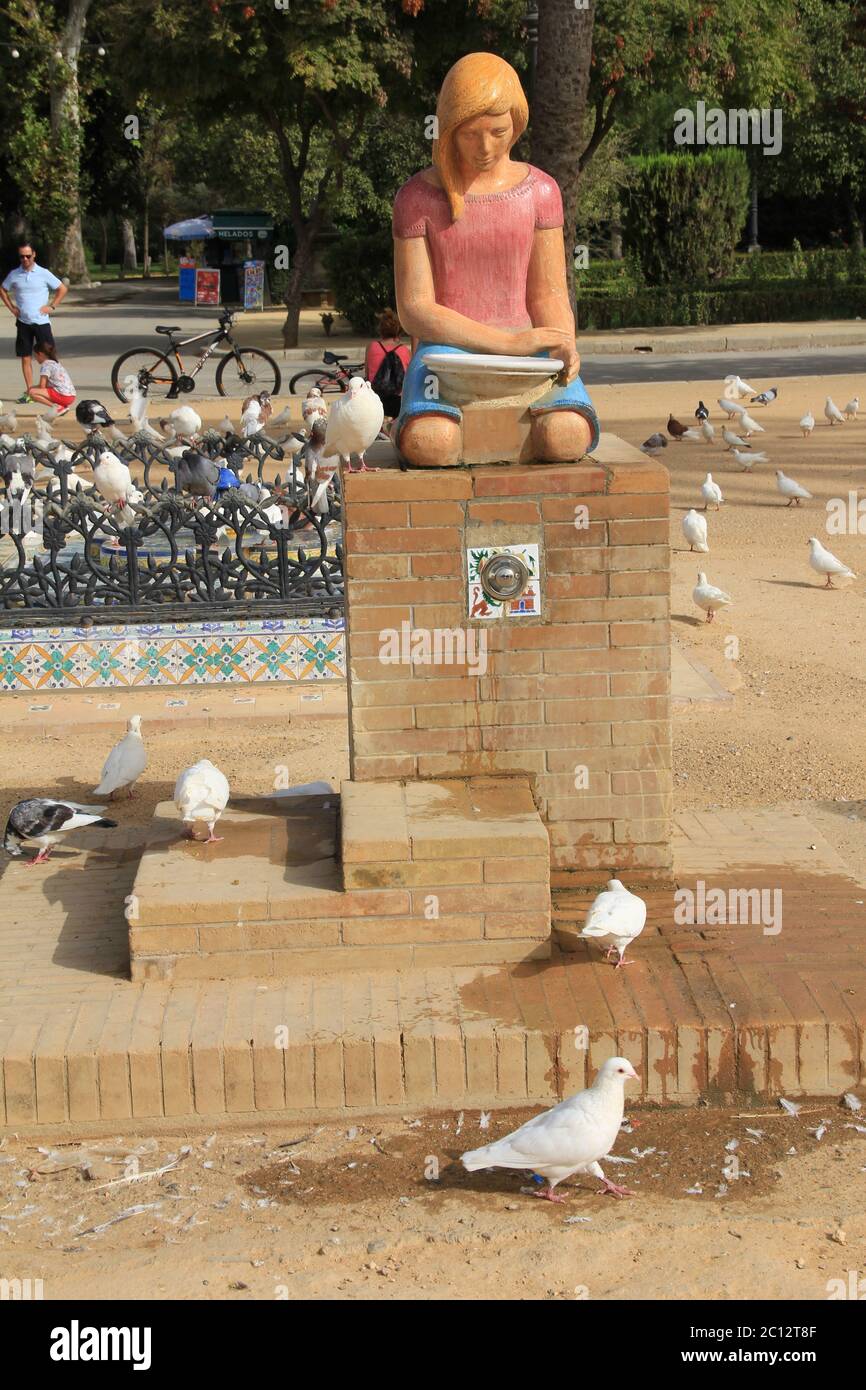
[392,165,563,332]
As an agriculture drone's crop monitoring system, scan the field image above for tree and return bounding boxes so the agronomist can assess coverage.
[107,0,422,347]
[4,0,95,281]
[530,0,596,295]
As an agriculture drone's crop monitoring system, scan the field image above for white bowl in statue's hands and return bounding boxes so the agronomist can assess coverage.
[419,351,564,405]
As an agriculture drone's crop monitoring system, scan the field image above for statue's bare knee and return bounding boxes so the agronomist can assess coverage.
[531,410,593,463]
[399,414,462,468]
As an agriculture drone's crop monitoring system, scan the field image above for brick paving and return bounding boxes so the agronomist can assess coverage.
[1,806,864,1130]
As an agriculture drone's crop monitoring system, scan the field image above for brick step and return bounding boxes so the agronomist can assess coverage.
[128,778,553,980]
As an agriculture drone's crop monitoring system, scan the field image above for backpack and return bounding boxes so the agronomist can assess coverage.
[370,342,405,400]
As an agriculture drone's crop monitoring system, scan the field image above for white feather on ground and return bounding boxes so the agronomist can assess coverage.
[94,715,147,798]
[682,508,709,552]
[174,759,230,843]
[461,1056,640,1202]
[580,879,647,967]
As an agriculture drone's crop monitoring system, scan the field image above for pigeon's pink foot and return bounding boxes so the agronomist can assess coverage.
[27,848,52,866]
[533,1187,567,1203]
[603,945,617,960]
[204,832,224,844]
[614,956,635,969]
[599,1178,635,1198]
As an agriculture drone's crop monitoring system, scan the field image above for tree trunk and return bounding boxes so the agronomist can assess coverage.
[846,192,864,253]
[48,0,92,284]
[529,0,596,311]
[98,215,109,271]
[280,230,317,350]
[120,216,138,275]
[610,208,623,261]
[142,192,151,278]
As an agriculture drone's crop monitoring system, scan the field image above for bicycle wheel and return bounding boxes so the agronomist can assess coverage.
[111,349,178,401]
[288,368,348,396]
[216,348,281,398]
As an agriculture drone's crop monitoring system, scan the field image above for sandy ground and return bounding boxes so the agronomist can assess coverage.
[1,1100,864,1301]
[2,369,866,1301]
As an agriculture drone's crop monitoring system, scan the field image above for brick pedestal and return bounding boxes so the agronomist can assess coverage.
[343,434,673,888]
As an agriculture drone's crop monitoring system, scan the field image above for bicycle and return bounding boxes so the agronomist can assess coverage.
[288,350,364,396]
[110,307,282,402]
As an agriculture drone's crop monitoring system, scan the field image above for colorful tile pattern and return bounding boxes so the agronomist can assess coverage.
[0,618,346,692]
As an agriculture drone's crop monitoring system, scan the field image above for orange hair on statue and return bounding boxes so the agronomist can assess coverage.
[432,53,529,223]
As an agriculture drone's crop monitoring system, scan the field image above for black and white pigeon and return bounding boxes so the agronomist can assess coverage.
[3,798,117,865]
[169,449,221,499]
[750,386,778,406]
[75,400,115,431]
[694,400,709,420]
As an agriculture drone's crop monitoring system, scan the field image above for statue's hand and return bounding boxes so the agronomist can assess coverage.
[512,327,581,382]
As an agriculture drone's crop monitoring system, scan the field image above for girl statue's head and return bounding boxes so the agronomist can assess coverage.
[433,53,529,222]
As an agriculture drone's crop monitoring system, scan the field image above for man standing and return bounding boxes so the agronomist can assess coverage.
[0,243,68,402]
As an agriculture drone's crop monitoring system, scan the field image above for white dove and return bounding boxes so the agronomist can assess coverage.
[700,418,715,443]
[268,403,293,429]
[738,410,764,436]
[701,473,724,509]
[160,405,201,441]
[807,537,856,588]
[843,396,860,419]
[693,571,732,622]
[722,427,751,451]
[216,413,233,437]
[324,376,383,472]
[723,374,758,400]
[733,448,768,470]
[580,879,647,967]
[94,715,147,799]
[682,508,709,552]
[241,396,263,438]
[92,451,137,510]
[174,759,230,843]
[122,374,164,440]
[799,408,815,437]
[717,398,747,417]
[775,470,811,506]
[825,397,845,426]
[461,1057,640,1202]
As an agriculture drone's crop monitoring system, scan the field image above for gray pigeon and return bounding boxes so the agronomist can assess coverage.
[169,449,221,498]
[640,432,668,455]
[750,387,778,406]
[4,798,117,865]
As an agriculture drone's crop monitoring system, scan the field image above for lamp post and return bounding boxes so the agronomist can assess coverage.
[747,171,760,252]
[524,1,539,96]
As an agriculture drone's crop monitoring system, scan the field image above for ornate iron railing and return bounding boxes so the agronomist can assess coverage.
[0,428,344,626]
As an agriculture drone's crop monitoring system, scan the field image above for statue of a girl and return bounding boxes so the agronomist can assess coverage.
[392,52,599,469]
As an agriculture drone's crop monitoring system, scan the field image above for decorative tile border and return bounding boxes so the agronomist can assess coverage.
[0,618,346,691]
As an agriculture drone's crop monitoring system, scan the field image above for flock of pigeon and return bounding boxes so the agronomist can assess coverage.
[641,374,861,620]
[0,374,386,541]
[3,715,229,864]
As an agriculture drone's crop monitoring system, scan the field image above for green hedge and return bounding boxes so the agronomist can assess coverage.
[623,149,751,286]
[576,283,866,330]
[324,227,394,334]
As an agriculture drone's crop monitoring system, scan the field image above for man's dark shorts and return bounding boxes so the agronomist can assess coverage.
[15,320,55,358]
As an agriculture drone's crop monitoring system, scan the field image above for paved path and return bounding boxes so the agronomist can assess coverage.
[1,805,863,1132]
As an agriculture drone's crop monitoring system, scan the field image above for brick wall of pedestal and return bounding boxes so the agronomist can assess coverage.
[342,434,673,888]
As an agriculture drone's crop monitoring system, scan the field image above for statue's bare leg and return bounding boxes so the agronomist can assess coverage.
[398,415,462,469]
[530,410,593,463]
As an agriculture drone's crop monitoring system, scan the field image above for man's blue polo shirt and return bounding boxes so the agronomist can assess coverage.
[2,264,62,325]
